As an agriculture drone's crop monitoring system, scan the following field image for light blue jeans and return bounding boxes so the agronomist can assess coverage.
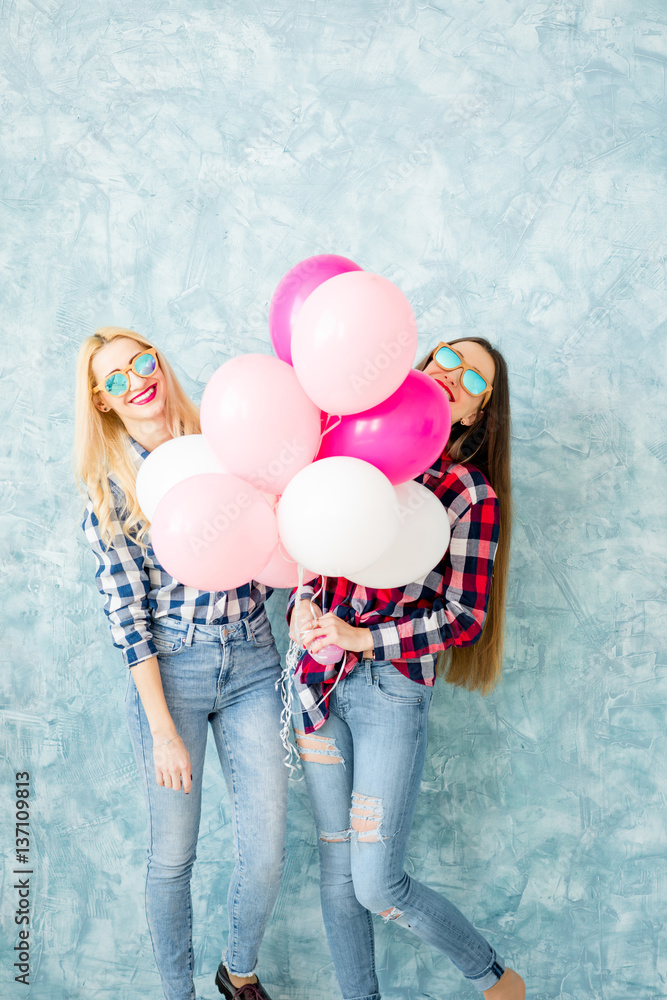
[125,605,288,1000]
[293,658,505,1000]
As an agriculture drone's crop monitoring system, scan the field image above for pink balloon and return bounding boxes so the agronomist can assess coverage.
[291,272,418,415]
[255,542,317,589]
[269,254,363,366]
[315,370,452,484]
[200,354,321,495]
[151,473,278,591]
[309,643,345,666]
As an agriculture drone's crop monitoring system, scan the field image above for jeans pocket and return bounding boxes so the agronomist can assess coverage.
[372,664,423,705]
[151,624,185,656]
[250,613,275,648]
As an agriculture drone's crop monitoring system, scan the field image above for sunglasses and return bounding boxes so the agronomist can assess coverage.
[431,343,493,407]
[92,349,159,397]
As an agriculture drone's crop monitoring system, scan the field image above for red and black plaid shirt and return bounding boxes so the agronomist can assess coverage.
[287,453,500,732]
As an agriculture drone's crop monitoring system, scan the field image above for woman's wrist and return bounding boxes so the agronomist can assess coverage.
[149,720,179,741]
[359,627,374,658]
[153,733,180,748]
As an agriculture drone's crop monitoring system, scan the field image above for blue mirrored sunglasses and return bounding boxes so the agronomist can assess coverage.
[93,350,158,397]
[432,344,492,401]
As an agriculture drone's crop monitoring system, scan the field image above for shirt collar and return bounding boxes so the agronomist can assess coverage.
[128,436,150,464]
[420,448,450,481]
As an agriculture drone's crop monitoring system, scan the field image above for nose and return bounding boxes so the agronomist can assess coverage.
[127,370,144,394]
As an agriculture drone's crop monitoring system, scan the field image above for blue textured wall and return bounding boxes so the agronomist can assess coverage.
[1,3,666,998]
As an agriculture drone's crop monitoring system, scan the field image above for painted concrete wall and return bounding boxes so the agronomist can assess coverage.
[1,2,665,997]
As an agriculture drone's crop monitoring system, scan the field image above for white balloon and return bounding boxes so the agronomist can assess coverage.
[277,457,400,577]
[347,480,451,588]
[137,435,226,521]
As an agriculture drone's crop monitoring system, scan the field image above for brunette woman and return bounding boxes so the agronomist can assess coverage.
[289,338,524,1000]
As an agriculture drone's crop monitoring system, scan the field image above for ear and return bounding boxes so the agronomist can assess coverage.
[93,397,109,413]
[460,410,480,427]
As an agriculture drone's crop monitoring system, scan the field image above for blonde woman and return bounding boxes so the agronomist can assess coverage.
[75,328,284,1000]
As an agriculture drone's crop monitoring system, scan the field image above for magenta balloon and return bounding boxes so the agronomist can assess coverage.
[151,473,278,591]
[315,370,452,484]
[269,254,362,366]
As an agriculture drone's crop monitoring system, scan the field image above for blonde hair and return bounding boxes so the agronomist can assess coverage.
[416,337,513,694]
[73,327,200,551]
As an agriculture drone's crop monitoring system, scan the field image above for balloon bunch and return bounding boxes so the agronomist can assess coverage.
[138,254,453,618]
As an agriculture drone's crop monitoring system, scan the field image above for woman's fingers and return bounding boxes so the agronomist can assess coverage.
[304,620,341,653]
[290,600,322,641]
[153,736,193,794]
[303,615,370,655]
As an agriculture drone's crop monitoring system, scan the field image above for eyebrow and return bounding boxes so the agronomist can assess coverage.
[103,349,145,379]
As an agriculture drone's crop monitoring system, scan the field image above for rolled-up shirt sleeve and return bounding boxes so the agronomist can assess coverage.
[81,491,157,668]
[286,582,316,624]
[365,492,500,661]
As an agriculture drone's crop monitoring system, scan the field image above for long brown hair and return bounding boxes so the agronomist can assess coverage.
[415,337,512,694]
[73,327,201,551]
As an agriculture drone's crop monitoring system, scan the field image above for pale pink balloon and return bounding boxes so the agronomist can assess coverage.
[291,271,418,415]
[200,354,321,494]
[269,254,362,366]
[308,643,345,666]
[151,473,278,592]
[316,370,452,483]
[254,542,317,589]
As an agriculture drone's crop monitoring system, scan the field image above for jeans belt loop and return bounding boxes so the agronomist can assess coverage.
[365,657,373,685]
[185,623,196,647]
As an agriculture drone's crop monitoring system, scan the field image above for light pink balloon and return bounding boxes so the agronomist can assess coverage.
[254,542,317,589]
[200,354,322,494]
[291,271,418,415]
[308,642,345,665]
[269,254,362,366]
[151,473,278,591]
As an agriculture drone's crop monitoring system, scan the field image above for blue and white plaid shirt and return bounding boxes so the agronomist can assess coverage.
[81,437,273,668]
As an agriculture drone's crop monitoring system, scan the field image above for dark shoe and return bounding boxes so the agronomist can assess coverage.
[215,962,273,1000]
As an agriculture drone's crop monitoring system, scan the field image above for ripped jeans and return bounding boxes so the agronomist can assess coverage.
[293,658,504,1000]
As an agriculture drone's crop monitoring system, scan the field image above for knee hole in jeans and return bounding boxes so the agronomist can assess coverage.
[350,791,386,843]
[294,728,344,765]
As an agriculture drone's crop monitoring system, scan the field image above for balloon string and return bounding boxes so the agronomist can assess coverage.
[291,565,347,715]
[277,538,293,562]
[316,413,342,452]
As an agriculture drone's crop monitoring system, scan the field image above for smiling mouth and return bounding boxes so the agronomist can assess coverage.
[130,383,157,404]
[433,378,455,402]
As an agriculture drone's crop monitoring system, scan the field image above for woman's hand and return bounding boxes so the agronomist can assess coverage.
[129,658,192,793]
[152,733,192,794]
[303,612,374,658]
[290,599,322,643]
